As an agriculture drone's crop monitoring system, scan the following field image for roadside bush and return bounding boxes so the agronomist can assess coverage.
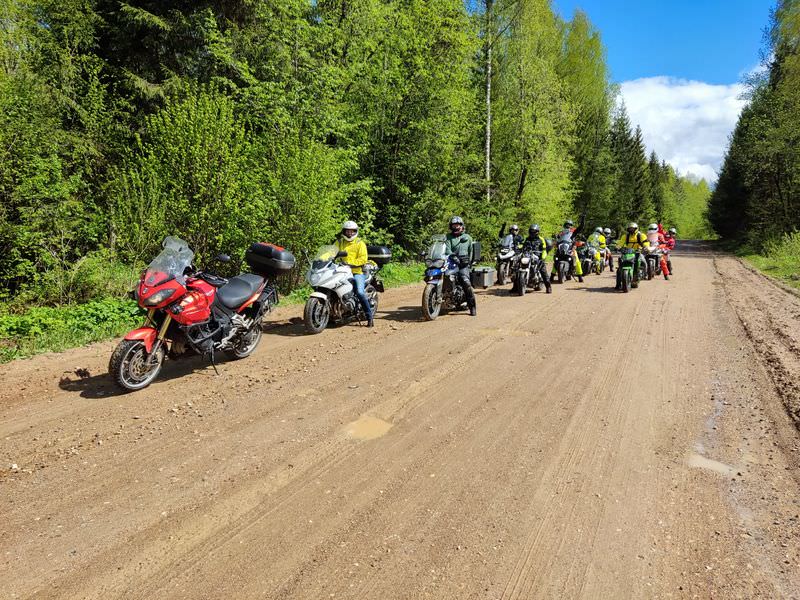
[0,298,143,362]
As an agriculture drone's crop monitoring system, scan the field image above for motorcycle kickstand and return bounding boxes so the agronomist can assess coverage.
[209,346,220,376]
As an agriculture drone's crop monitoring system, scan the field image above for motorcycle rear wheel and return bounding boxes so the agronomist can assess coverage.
[109,339,165,391]
[422,284,442,321]
[304,297,330,334]
[226,322,263,359]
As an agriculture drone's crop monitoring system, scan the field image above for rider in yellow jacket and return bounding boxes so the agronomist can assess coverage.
[336,221,373,326]
[616,222,650,287]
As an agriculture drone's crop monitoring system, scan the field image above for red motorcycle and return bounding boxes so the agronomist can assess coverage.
[110,236,295,391]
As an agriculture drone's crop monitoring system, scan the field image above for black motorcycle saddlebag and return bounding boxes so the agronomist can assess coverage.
[245,243,296,277]
[471,241,482,264]
[367,245,392,266]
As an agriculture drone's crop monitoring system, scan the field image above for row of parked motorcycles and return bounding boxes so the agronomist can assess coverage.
[111,230,673,390]
[111,237,391,391]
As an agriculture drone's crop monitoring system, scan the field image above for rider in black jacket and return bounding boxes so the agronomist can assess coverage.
[524,224,553,294]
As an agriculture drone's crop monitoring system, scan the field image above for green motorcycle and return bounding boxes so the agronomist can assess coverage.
[616,248,638,293]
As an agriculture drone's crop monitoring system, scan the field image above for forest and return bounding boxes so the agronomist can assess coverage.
[0,0,713,314]
[709,0,800,275]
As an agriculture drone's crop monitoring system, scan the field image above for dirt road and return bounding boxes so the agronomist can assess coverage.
[2,243,799,599]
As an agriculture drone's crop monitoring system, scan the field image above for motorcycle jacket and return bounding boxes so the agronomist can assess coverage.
[445,232,474,265]
[617,231,650,251]
[336,236,368,275]
[524,235,548,260]
[589,233,606,249]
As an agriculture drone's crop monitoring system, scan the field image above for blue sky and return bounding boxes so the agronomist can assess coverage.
[552,0,771,84]
[552,0,774,181]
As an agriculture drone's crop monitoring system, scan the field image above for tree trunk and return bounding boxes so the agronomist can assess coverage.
[485,0,493,205]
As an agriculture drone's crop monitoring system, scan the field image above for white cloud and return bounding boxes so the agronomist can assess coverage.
[619,76,747,183]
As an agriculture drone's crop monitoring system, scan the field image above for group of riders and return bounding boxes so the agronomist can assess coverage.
[332,215,677,323]
[441,215,677,315]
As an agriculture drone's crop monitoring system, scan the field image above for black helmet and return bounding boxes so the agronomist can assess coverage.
[564,219,574,229]
[529,224,540,236]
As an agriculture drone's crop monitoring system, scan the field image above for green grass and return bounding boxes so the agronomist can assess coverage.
[0,262,427,362]
[740,232,800,289]
[0,298,145,363]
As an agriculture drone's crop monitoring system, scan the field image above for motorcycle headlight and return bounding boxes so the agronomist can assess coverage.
[307,271,324,286]
[142,288,175,307]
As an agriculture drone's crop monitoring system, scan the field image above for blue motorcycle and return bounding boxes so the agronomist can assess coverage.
[421,235,471,321]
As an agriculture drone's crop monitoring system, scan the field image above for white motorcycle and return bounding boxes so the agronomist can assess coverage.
[303,245,388,334]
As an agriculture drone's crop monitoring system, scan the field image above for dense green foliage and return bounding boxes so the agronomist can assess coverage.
[709,0,800,250]
[1,0,711,314]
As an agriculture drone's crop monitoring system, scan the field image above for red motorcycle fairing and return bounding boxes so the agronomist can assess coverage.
[170,278,216,325]
[138,272,185,309]
[124,327,158,353]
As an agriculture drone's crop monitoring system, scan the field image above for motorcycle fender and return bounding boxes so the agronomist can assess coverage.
[309,291,329,302]
[124,327,158,353]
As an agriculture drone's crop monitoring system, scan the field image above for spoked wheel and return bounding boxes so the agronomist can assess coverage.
[304,296,330,334]
[227,322,263,359]
[109,339,165,391]
[422,284,442,321]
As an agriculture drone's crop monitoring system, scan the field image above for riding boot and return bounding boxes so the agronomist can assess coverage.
[578,275,584,283]
[546,283,552,294]
[367,316,374,328]
[468,298,477,317]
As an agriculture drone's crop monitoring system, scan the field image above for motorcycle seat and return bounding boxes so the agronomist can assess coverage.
[216,273,265,309]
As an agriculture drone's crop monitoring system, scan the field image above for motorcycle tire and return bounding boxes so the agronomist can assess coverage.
[304,296,330,334]
[109,339,165,391]
[497,262,508,286]
[226,322,263,359]
[668,260,673,274]
[622,271,631,293]
[558,262,567,284]
[422,283,442,321]
[517,272,527,296]
[647,261,654,280]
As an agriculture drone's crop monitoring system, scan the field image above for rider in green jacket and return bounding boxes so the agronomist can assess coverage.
[445,216,477,316]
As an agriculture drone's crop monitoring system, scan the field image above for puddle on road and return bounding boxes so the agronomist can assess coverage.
[345,416,393,441]
[686,453,737,476]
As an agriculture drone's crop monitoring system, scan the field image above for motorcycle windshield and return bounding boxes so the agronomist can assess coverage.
[499,234,515,249]
[143,236,194,287]
[427,240,448,261]
[311,245,339,270]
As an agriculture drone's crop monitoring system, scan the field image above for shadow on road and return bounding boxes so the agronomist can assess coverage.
[379,305,424,323]
[58,354,209,399]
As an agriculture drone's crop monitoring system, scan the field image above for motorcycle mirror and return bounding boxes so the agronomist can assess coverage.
[336,250,348,259]
[214,253,231,263]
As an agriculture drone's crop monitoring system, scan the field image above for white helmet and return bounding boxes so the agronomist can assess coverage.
[648,223,658,232]
[341,220,358,241]
[594,227,603,234]
[603,227,612,236]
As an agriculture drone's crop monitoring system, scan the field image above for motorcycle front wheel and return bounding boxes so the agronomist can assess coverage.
[497,262,508,285]
[622,270,631,293]
[109,339,165,391]
[422,283,442,321]
[516,272,527,296]
[558,262,567,284]
[304,297,330,334]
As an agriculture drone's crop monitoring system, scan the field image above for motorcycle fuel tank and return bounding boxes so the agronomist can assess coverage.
[170,279,214,325]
